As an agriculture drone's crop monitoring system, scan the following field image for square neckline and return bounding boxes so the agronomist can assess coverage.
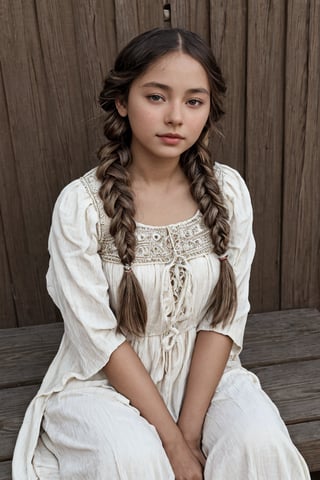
[134,209,201,229]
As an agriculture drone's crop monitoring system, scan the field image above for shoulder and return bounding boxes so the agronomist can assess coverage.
[214,162,249,197]
[214,162,253,221]
[52,168,108,241]
[54,168,99,212]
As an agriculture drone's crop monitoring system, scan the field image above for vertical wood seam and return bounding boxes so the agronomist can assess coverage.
[0,59,20,327]
[0,210,19,327]
[279,0,289,310]
[243,0,249,183]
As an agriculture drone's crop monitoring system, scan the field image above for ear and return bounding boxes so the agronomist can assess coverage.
[115,97,128,117]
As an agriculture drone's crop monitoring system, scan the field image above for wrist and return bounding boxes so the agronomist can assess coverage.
[161,427,185,450]
[178,417,202,445]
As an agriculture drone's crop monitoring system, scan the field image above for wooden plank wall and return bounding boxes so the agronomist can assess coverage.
[0,0,319,329]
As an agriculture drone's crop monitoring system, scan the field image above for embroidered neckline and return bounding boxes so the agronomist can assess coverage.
[101,213,213,265]
[81,168,214,265]
[135,210,201,229]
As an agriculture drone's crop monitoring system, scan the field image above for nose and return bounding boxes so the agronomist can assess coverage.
[165,101,183,126]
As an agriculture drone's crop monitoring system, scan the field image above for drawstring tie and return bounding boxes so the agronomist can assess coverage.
[162,325,180,351]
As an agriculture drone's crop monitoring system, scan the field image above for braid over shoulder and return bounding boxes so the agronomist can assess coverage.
[181,135,237,327]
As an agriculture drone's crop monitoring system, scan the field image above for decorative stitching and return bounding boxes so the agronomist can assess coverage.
[100,215,213,265]
[80,168,214,265]
[80,168,107,244]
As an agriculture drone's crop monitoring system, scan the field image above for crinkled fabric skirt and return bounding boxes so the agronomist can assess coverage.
[33,367,311,480]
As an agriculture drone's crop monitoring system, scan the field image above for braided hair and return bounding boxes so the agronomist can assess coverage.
[97,28,236,334]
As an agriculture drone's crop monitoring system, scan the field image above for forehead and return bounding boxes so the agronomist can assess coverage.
[135,52,210,90]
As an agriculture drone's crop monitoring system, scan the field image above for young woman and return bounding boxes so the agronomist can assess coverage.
[13,28,310,480]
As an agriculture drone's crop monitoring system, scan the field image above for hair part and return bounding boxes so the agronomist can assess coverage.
[97,27,237,335]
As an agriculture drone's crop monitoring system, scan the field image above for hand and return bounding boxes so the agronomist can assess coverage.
[164,437,203,480]
[186,442,206,469]
[178,430,206,468]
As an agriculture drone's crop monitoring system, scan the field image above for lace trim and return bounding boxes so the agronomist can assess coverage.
[80,168,106,243]
[80,168,213,265]
[101,215,213,264]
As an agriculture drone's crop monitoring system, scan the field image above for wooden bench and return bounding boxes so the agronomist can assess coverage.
[0,308,319,479]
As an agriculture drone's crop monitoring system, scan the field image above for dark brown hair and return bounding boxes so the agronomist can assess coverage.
[97,28,237,335]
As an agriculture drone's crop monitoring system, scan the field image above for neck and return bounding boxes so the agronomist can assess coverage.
[129,152,185,187]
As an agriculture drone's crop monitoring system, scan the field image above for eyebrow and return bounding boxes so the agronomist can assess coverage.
[141,81,209,95]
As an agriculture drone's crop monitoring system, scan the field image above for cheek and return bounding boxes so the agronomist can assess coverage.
[128,104,156,126]
[190,112,210,135]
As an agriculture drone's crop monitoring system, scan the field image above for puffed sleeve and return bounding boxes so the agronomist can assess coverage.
[197,163,256,355]
[46,179,126,377]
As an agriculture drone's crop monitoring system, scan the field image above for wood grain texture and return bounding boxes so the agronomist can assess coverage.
[0,211,16,328]
[282,0,320,310]
[246,0,286,312]
[0,0,58,327]
[289,421,320,473]
[251,358,320,424]
[241,308,320,367]
[209,0,247,175]
[0,54,17,329]
[170,0,210,42]
[70,0,118,170]
[31,0,94,183]
[114,0,165,51]
[0,461,11,480]
[0,1,119,328]
[300,0,320,310]
[0,384,38,461]
[0,323,63,389]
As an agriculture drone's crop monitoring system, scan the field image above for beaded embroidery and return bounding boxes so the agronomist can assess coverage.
[80,169,214,265]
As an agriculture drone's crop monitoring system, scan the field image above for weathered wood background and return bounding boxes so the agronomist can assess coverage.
[0,0,319,329]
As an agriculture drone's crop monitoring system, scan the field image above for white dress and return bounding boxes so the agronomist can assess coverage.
[12,163,310,479]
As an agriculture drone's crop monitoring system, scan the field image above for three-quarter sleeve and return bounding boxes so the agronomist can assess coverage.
[46,179,126,377]
[197,164,256,355]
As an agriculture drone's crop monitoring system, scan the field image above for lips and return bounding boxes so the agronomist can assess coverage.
[157,133,185,146]
[158,133,184,139]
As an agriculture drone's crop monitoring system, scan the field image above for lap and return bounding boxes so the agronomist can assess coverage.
[34,371,310,479]
[203,366,287,445]
[202,366,310,479]
[36,381,173,479]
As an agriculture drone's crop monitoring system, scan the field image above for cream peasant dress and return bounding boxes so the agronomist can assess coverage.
[12,163,310,479]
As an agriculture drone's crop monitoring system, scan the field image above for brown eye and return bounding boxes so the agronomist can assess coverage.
[148,94,164,102]
[187,99,202,106]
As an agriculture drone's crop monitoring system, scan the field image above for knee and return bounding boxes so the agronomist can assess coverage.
[116,423,165,464]
[235,420,292,459]
[95,427,173,478]
[203,412,290,459]
[242,424,281,452]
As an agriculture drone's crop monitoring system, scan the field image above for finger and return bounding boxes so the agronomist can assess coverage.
[193,449,206,468]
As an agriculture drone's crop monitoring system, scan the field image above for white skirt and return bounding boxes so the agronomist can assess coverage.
[32,367,311,479]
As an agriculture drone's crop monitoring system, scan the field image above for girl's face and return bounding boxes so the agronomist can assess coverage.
[116,52,211,165]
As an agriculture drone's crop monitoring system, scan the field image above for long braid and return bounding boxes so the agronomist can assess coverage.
[181,134,237,327]
[96,141,147,336]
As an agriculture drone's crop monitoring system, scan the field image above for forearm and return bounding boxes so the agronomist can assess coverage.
[103,340,183,447]
[178,331,232,442]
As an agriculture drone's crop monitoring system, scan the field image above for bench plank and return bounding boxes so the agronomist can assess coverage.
[250,358,320,424]
[288,421,320,473]
[0,323,63,389]
[0,461,11,480]
[0,308,319,474]
[0,385,39,461]
[241,308,320,367]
